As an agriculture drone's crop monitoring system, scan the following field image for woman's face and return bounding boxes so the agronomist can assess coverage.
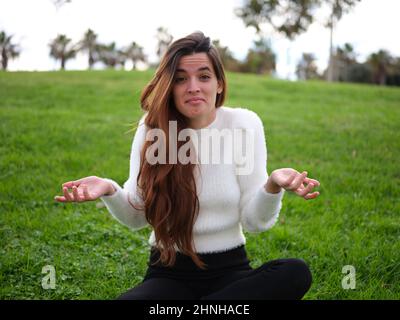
[172,52,223,129]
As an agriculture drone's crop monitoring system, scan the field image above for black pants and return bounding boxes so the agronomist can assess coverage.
[117,245,312,300]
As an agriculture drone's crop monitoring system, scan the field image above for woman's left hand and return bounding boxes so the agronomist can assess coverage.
[266,168,320,200]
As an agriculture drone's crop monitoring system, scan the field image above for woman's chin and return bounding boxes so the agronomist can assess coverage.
[187,106,204,116]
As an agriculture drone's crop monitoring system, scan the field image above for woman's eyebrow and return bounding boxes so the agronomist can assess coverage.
[198,67,212,72]
[176,66,212,73]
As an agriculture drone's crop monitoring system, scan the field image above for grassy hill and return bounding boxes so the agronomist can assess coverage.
[1,70,399,299]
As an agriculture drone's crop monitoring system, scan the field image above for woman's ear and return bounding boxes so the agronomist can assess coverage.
[217,82,223,94]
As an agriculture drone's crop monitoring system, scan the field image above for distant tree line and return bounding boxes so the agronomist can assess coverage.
[0,27,278,75]
[296,44,400,86]
[212,38,276,75]
[1,25,399,87]
[233,0,400,86]
[235,0,362,82]
[48,29,148,70]
[46,26,279,75]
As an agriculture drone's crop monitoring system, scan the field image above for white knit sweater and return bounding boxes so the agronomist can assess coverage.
[100,106,284,253]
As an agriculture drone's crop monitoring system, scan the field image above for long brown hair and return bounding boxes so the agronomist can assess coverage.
[135,32,227,269]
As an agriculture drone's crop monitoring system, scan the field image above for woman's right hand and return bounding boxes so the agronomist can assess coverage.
[54,176,116,203]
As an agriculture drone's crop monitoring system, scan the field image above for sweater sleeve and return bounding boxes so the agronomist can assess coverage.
[99,114,149,230]
[235,109,284,233]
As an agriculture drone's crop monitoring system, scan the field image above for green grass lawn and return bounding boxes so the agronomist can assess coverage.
[1,70,399,300]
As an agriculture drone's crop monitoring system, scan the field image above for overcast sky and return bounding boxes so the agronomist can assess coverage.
[1,0,399,79]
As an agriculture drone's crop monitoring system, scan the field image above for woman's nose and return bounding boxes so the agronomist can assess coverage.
[187,79,200,93]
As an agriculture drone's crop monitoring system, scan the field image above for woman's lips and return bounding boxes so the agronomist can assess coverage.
[186,98,205,104]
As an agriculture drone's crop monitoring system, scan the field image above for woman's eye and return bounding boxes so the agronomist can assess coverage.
[175,76,186,83]
[200,75,210,80]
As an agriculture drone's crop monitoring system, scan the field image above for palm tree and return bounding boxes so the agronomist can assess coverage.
[242,38,276,75]
[325,43,358,82]
[124,42,146,70]
[296,53,320,80]
[98,42,124,69]
[334,43,357,81]
[325,0,361,82]
[0,31,21,71]
[212,40,241,72]
[78,29,98,69]
[155,27,173,61]
[367,50,393,85]
[49,34,77,70]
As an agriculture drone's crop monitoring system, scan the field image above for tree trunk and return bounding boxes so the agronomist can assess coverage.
[89,52,94,70]
[1,49,8,70]
[378,65,386,85]
[286,43,291,80]
[327,14,334,82]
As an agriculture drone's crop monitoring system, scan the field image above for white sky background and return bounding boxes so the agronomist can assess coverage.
[1,0,399,79]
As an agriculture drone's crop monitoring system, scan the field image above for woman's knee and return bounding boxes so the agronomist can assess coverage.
[279,258,313,294]
[258,258,312,299]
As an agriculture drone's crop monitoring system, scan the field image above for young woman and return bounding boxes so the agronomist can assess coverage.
[54,31,320,300]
